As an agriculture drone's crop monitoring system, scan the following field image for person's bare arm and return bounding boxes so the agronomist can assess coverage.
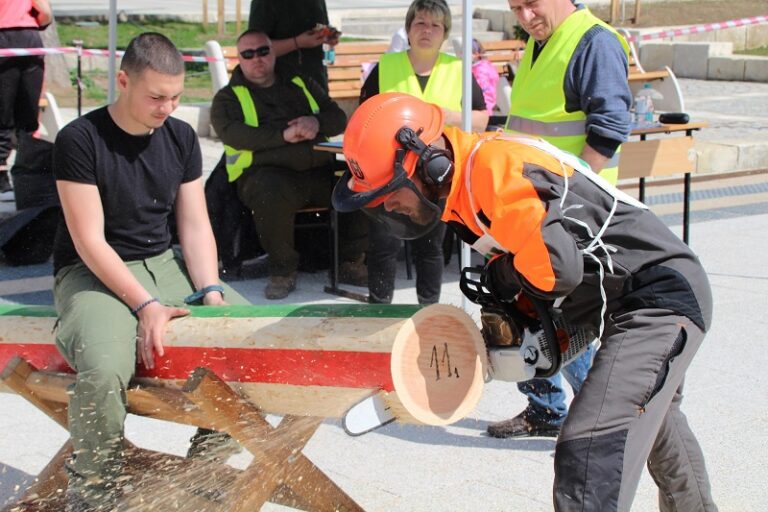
[174,177,225,306]
[272,29,326,58]
[580,143,611,174]
[57,180,189,369]
[31,0,53,27]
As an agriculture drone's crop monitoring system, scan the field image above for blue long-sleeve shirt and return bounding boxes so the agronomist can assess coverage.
[531,6,632,158]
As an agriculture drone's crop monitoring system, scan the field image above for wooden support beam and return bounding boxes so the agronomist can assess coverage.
[183,368,364,512]
[1,356,68,427]
[13,442,72,508]
[610,0,621,25]
[236,0,242,35]
[217,0,225,36]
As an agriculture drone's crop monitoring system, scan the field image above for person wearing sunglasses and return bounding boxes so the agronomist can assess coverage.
[333,92,717,512]
[210,30,367,300]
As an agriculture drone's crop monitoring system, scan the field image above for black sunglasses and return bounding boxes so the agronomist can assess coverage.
[239,45,271,59]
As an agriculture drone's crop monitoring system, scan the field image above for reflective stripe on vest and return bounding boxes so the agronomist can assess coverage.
[504,8,629,185]
[379,51,463,111]
[224,76,320,182]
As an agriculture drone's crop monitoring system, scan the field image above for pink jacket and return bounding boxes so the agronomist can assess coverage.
[472,59,500,115]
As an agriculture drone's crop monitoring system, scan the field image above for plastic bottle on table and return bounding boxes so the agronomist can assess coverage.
[634,83,656,127]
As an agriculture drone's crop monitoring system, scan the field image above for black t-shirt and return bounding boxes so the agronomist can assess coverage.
[52,106,202,274]
[248,0,329,91]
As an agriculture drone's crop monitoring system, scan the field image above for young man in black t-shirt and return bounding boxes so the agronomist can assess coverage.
[52,32,247,508]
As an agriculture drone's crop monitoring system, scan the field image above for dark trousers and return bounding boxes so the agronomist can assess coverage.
[0,28,44,166]
[236,165,366,276]
[367,216,445,304]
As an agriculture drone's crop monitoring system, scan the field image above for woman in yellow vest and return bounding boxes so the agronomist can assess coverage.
[359,0,488,305]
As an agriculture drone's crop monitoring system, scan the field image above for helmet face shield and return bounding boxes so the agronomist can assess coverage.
[332,147,444,240]
[331,152,411,212]
[361,180,444,240]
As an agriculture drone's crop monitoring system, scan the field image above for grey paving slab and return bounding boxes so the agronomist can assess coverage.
[2,27,768,510]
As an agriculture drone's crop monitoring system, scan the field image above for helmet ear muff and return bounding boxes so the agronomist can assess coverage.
[395,126,453,189]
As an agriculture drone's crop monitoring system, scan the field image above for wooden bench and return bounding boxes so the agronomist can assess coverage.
[474,39,526,78]
[327,41,389,100]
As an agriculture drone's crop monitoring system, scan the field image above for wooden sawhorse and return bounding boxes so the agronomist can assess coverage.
[1,356,364,511]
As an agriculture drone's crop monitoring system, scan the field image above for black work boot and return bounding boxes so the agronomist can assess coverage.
[486,410,561,439]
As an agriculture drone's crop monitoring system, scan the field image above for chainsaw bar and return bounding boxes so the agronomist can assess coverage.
[342,392,396,436]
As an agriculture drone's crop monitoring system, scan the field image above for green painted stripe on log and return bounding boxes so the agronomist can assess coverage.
[0,304,423,319]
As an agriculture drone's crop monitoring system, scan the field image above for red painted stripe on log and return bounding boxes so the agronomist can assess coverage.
[0,344,395,391]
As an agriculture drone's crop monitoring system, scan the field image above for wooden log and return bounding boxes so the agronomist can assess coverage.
[0,304,487,426]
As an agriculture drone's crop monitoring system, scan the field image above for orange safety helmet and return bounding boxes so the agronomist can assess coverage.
[332,93,452,239]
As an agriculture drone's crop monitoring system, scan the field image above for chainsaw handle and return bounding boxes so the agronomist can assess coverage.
[527,296,563,379]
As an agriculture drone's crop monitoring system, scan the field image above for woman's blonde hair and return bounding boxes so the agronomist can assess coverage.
[405,0,452,40]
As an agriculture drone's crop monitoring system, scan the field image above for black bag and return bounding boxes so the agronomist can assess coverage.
[204,154,262,271]
[0,205,59,266]
[10,132,58,210]
[0,132,59,266]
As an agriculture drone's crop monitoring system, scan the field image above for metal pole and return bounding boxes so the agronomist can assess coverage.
[74,39,83,117]
[460,0,473,312]
[108,0,117,103]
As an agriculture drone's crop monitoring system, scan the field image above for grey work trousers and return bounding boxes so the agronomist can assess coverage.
[554,308,717,512]
[53,249,248,484]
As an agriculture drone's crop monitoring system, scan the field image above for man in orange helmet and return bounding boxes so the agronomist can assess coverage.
[332,92,717,512]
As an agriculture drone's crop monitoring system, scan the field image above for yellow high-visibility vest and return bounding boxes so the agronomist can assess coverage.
[505,9,629,184]
[224,76,320,182]
[379,51,463,111]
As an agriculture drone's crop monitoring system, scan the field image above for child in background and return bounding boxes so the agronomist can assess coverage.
[471,39,499,115]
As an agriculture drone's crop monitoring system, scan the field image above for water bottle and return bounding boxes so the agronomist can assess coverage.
[634,83,656,127]
[633,93,648,127]
[644,91,655,125]
[322,43,335,66]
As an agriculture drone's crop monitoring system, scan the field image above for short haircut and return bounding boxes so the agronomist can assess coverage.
[120,32,184,76]
[405,0,452,39]
[237,29,270,44]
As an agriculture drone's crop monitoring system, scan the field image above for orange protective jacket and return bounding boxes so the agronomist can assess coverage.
[440,126,712,333]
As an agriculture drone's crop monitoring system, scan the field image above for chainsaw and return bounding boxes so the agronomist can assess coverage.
[459,266,595,382]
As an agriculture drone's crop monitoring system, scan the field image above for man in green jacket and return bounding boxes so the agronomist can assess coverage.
[211,30,366,299]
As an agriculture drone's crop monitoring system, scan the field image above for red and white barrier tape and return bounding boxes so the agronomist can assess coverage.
[2,14,767,57]
[626,15,768,42]
[0,46,223,62]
